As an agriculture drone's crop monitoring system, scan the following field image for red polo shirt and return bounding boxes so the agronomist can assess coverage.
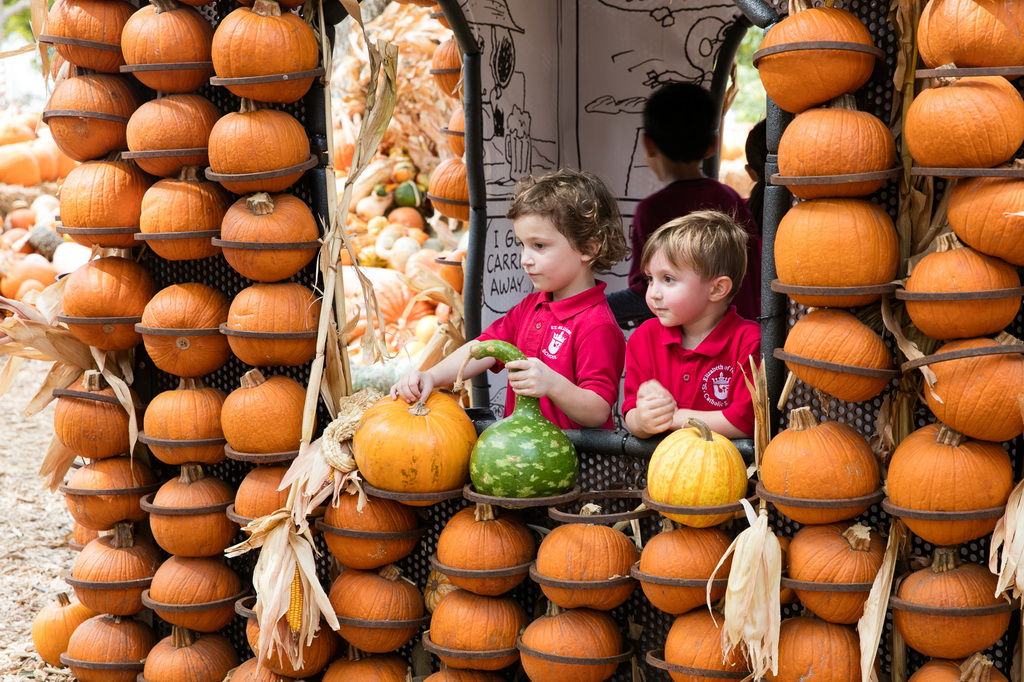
[623,307,760,436]
[478,281,625,430]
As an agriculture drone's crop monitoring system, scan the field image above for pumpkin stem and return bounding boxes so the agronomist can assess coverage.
[474,503,496,522]
[82,370,108,392]
[177,165,202,184]
[238,99,263,115]
[828,94,858,111]
[378,564,401,582]
[170,625,196,649]
[684,418,715,441]
[178,377,206,391]
[787,406,818,431]
[661,518,676,533]
[346,644,366,661]
[787,0,814,13]
[179,463,206,484]
[110,522,136,550]
[150,0,181,13]
[246,192,276,217]
[960,653,995,682]
[842,523,873,551]
[408,401,431,417]
[56,592,71,607]
[931,546,962,573]
[240,369,267,389]
[935,424,967,448]
[1012,159,1024,171]
[252,0,282,16]
[933,232,963,253]
[580,502,603,516]
[995,331,1023,347]
[933,63,960,87]
[544,600,565,618]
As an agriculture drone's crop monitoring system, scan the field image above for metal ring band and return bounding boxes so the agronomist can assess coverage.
[58,314,143,326]
[218,323,317,340]
[139,492,233,516]
[516,638,634,665]
[212,238,320,250]
[134,230,221,242]
[426,193,470,207]
[119,61,213,72]
[421,631,518,659]
[60,482,161,497]
[205,154,317,182]
[629,564,729,588]
[224,444,300,462]
[314,517,426,540]
[755,482,885,509]
[225,504,251,526]
[916,66,1024,78]
[358,480,467,503]
[440,126,465,138]
[65,571,153,590]
[143,588,251,613]
[529,563,635,590]
[429,67,461,74]
[780,577,875,592]
[209,66,325,85]
[640,487,752,516]
[548,489,656,524]
[894,286,1024,301]
[42,109,130,124]
[644,650,748,679]
[752,40,885,64]
[121,148,207,160]
[911,166,1024,178]
[39,34,120,51]
[333,613,431,629]
[137,432,226,448]
[889,595,1016,617]
[770,168,901,186]
[881,498,1006,521]
[463,483,582,508]
[430,553,533,580]
[60,654,145,671]
[770,280,899,297]
[900,344,1024,372]
[51,387,124,406]
[57,225,138,236]
[235,595,256,619]
[773,349,902,378]
[134,324,223,336]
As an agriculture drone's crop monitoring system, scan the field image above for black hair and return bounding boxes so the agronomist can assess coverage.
[642,82,717,163]
[745,119,768,182]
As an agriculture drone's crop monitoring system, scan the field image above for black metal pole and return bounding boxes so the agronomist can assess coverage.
[732,0,780,28]
[705,15,752,180]
[436,0,490,409]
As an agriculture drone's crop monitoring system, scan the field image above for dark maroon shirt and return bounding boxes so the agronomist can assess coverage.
[627,178,762,321]
[478,282,625,430]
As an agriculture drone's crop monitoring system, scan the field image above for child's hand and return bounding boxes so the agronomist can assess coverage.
[634,379,676,435]
[390,370,435,403]
[505,358,561,398]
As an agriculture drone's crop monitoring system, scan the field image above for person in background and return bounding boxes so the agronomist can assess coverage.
[392,168,628,430]
[623,211,760,439]
[608,82,761,328]
[744,119,768,235]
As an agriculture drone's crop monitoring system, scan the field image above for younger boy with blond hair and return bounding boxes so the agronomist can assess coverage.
[623,210,760,439]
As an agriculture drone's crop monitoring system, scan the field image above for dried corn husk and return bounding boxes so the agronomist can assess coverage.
[858,518,908,682]
[990,450,1024,600]
[710,499,780,678]
[740,356,768,472]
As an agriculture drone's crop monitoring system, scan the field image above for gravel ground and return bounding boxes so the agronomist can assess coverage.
[0,360,75,681]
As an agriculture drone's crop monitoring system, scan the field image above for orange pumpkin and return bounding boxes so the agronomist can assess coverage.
[225,282,320,366]
[148,557,242,632]
[436,504,535,595]
[46,0,133,73]
[352,393,477,503]
[782,308,893,403]
[893,548,1010,659]
[909,655,1008,682]
[65,456,157,531]
[126,95,221,177]
[918,0,1024,69]
[70,522,162,616]
[924,335,1024,442]
[760,407,880,524]
[219,192,319,282]
[787,523,884,624]
[143,378,227,465]
[322,493,420,570]
[637,519,732,614]
[768,617,861,682]
[245,616,338,677]
[430,38,462,98]
[445,107,466,156]
[44,74,140,163]
[428,157,470,221]
[140,283,231,377]
[227,659,293,681]
[519,604,623,682]
[321,652,408,681]
[904,233,1021,339]
[31,593,98,667]
[328,565,424,653]
[222,369,306,454]
[54,371,132,460]
[775,198,898,307]
[947,171,1024,266]
[535,523,637,610]
[120,0,214,92]
[756,0,875,114]
[140,165,230,261]
[886,423,1013,546]
[234,466,290,521]
[428,590,526,670]
[143,627,240,682]
[207,99,310,194]
[64,615,156,682]
[62,256,156,351]
[59,159,151,248]
[906,76,1024,169]
[777,95,896,199]
[211,0,319,104]
[1,258,56,299]
[423,671,503,682]
[663,609,748,680]
[148,464,237,557]
[0,145,41,186]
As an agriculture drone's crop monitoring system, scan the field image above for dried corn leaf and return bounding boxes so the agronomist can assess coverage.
[38,433,77,492]
[710,499,780,678]
[740,356,769,473]
[91,347,138,456]
[26,361,81,416]
[858,518,908,682]
[880,296,937,401]
[991,471,1024,599]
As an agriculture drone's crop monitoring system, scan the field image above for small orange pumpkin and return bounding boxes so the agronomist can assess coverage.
[148,464,237,557]
[126,95,221,178]
[328,565,425,653]
[44,74,141,162]
[918,0,1024,68]
[62,256,156,351]
[436,503,535,595]
[31,593,98,667]
[120,0,214,93]
[225,283,320,367]
[221,369,306,454]
[65,456,157,531]
[140,165,230,261]
[148,557,242,633]
[428,157,469,221]
[948,169,1024,266]
[637,519,732,614]
[322,493,420,570]
[219,192,319,282]
[140,283,231,377]
[64,615,156,682]
[70,522,162,616]
[428,590,525,670]
[143,378,227,465]
[519,603,623,682]
[59,159,151,249]
[46,0,134,73]
[535,523,637,610]
[143,627,240,682]
[54,370,132,460]
[430,39,462,98]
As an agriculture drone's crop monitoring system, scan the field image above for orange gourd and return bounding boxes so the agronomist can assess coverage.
[353,393,477,502]
[140,165,230,260]
[225,282,321,366]
[446,107,466,156]
[140,283,231,377]
[65,456,157,530]
[948,169,1024,266]
[423,569,460,613]
[328,565,424,653]
[906,76,1024,169]
[787,523,884,624]
[64,615,156,682]
[120,0,214,92]
[245,615,338,676]
[53,371,132,459]
[761,407,880,524]
[436,504,535,595]
[148,557,242,632]
[143,378,227,465]
[918,0,1024,68]
[149,464,237,557]
[44,74,140,162]
[777,95,896,200]
[221,370,306,454]
[428,157,470,221]
[535,523,637,610]
[637,519,732,614]
[774,198,898,307]
[664,609,748,681]
[768,617,861,682]
[46,0,133,73]
[756,0,875,114]
[782,308,893,402]
[31,593,98,666]
[887,423,1013,546]
[1,258,56,299]
[909,655,1008,682]
[322,493,420,570]
[59,159,151,248]
[219,192,319,282]
[126,95,221,178]
[62,256,156,350]
[321,651,408,681]
[428,590,526,671]
[143,627,240,682]
[233,466,290,521]
[225,658,292,681]
[71,522,162,616]
[520,603,623,682]
[0,145,41,186]
[431,38,462,98]
[893,548,1010,659]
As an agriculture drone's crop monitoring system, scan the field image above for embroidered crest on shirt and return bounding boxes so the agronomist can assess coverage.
[543,326,571,359]
[702,364,734,407]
